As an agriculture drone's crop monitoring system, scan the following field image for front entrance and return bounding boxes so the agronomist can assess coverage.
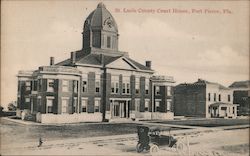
[111,100,130,118]
[113,102,120,117]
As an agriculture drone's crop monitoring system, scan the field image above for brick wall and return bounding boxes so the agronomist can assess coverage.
[174,84,206,117]
[140,77,145,112]
[88,72,95,113]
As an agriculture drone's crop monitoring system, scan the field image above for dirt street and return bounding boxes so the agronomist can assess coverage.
[1,128,249,156]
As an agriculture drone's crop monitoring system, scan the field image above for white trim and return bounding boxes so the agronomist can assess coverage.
[37,74,80,80]
[110,98,131,101]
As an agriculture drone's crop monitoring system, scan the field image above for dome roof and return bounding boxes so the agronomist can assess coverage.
[84,2,118,32]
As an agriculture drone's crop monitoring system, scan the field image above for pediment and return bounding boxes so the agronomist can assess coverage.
[106,57,137,70]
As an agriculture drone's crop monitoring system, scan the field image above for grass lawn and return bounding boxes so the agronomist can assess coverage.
[1,118,189,146]
[1,119,139,144]
[151,118,250,127]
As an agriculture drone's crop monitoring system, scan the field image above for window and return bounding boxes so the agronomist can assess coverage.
[94,99,100,112]
[135,77,140,94]
[208,93,211,101]
[228,95,231,102]
[122,77,130,94]
[62,80,69,92]
[145,79,149,94]
[46,98,54,114]
[111,82,119,93]
[61,98,69,114]
[82,74,88,93]
[167,99,171,111]
[47,79,54,92]
[107,36,111,48]
[219,94,221,102]
[135,99,140,112]
[81,99,88,112]
[127,83,130,94]
[95,81,100,93]
[214,93,216,101]
[73,81,78,93]
[73,97,77,113]
[95,75,100,93]
[145,100,149,111]
[167,86,172,96]
[82,81,87,92]
[155,100,161,112]
[155,86,160,95]
[25,97,30,103]
[111,76,119,94]
[26,81,31,91]
[122,83,126,93]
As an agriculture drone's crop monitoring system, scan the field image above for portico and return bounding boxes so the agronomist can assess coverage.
[109,98,131,119]
[209,102,238,118]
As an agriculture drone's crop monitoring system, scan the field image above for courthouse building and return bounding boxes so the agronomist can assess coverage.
[174,79,238,118]
[17,3,175,123]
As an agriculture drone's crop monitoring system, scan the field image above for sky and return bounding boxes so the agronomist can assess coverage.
[1,0,249,109]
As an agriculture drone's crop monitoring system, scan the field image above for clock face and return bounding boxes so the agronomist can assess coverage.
[104,17,113,28]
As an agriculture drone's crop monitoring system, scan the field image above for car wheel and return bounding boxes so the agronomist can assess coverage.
[136,143,144,153]
[150,144,159,155]
[176,142,188,155]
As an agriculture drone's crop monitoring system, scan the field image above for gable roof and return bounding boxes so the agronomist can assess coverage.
[229,80,250,89]
[56,53,153,72]
[176,79,229,90]
[194,79,229,90]
[125,57,152,71]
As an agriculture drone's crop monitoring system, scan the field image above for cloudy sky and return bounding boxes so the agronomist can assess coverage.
[1,0,249,108]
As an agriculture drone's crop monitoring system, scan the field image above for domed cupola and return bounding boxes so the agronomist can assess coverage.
[82,2,119,51]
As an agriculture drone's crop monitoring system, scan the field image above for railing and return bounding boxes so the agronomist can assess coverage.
[17,70,34,76]
[151,75,174,82]
[39,66,81,74]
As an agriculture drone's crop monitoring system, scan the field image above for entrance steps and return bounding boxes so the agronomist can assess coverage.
[109,118,133,123]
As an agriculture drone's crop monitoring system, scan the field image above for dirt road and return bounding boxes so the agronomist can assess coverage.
[1,128,249,156]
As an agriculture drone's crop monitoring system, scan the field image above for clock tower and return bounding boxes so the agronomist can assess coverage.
[82,2,119,51]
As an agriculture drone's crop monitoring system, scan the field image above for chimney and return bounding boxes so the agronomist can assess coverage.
[145,61,151,69]
[50,57,54,66]
[71,52,76,64]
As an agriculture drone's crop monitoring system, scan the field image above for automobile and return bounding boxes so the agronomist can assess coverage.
[136,125,187,155]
